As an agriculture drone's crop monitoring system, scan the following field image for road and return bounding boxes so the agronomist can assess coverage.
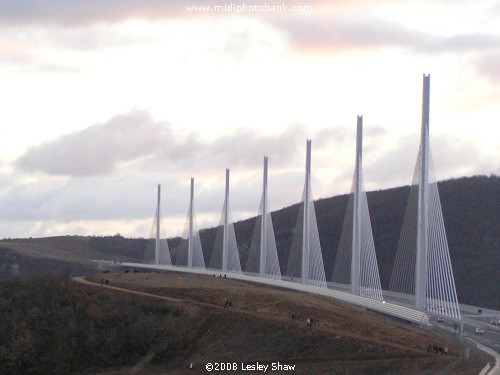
[461,315,500,353]
[380,289,500,354]
[381,292,500,375]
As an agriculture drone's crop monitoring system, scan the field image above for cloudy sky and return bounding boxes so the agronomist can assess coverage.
[0,0,499,239]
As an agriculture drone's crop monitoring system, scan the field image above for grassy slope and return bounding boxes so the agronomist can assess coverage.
[87,271,491,374]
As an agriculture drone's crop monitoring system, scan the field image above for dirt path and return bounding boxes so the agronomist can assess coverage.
[72,276,429,356]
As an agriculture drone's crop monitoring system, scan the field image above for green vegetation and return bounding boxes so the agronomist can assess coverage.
[0,247,94,281]
[88,235,148,260]
[0,276,195,374]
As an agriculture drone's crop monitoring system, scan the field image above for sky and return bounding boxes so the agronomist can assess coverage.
[0,0,499,239]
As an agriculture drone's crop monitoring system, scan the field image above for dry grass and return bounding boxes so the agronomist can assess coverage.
[87,271,492,374]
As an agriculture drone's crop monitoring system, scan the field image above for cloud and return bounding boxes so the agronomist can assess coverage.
[16,110,172,176]
[0,171,178,221]
[3,0,498,64]
[281,17,423,52]
[3,122,496,238]
[476,52,500,84]
[364,133,495,189]
[429,134,499,179]
[159,125,308,172]
[0,0,187,27]
[16,109,346,177]
[5,108,351,237]
[432,34,500,53]
[276,13,500,54]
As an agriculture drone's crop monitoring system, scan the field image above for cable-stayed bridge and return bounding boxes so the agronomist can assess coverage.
[135,75,465,336]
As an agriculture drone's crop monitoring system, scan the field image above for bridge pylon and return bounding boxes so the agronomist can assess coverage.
[332,117,383,301]
[390,74,461,321]
[286,140,327,288]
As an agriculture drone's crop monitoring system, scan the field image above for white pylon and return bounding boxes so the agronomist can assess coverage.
[223,169,229,273]
[301,140,312,285]
[155,184,161,265]
[351,116,362,295]
[188,178,194,268]
[260,157,269,277]
[415,74,430,311]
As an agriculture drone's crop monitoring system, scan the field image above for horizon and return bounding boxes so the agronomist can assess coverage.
[1,173,495,240]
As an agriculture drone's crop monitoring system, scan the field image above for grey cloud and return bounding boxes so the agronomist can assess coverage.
[0,0,396,28]
[16,110,172,176]
[155,124,352,175]
[314,127,350,149]
[0,25,141,75]
[0,172,16,191]
[3,1,498,59]
[190,125,307,169]
[0,170,185,222]
[2,128,496,238]
[279,15,500,54]
[279,16,426,52]
[0,0,187,27]
[365,125,387,138]
[6,109,350,236]
[431,34,500,53]
[429,135,498,179]
[0,164,304,239]
[15,109,348,179]
[364,135,420,187]
[364,133,495,189]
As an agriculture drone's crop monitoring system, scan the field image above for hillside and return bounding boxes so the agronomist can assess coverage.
[85,272,489,374]
[1,272,489,374]
[1,175,498,309]
[0,275,199,374]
